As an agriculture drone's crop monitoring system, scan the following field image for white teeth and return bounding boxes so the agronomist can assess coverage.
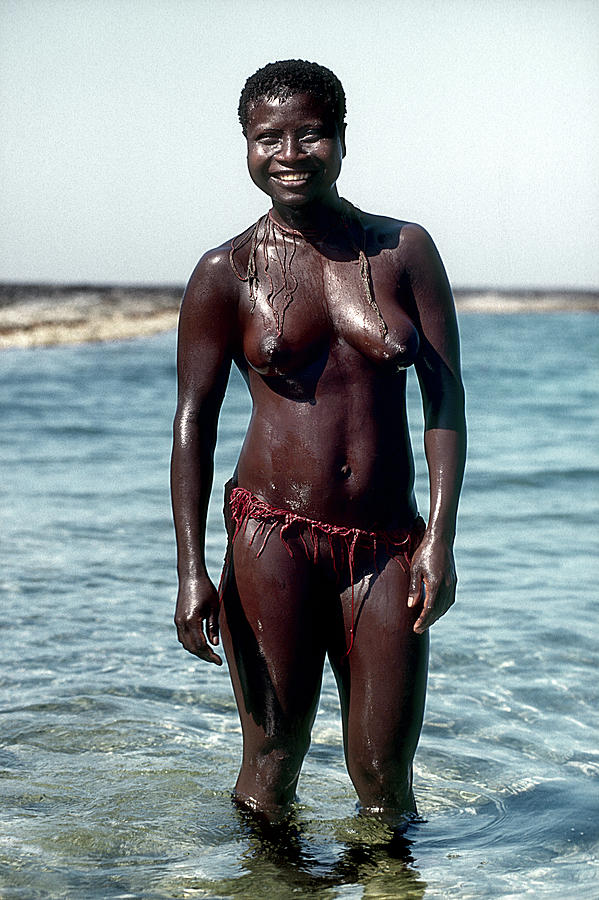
[276,173,311,182]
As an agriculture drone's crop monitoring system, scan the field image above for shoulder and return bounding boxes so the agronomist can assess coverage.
[184,241,235,303]
[364,214,445,282]
[184,218,262,307]
[354,207,453,308]
[397,222,438,257]
[178,240,239,338]
[351,207,404,246]
[351,206,437,261]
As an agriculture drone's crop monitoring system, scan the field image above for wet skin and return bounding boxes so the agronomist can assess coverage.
[171,93,466,824]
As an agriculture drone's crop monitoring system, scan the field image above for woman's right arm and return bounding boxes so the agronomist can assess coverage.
[171,248,237,665]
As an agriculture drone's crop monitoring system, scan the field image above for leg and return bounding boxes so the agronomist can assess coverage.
[220,523,327,822]
[329,550,429,825]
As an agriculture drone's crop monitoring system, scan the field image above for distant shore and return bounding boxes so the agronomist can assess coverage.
[1,283,597,349]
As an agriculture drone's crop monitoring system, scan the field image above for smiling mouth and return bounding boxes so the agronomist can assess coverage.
[272,172,313,183]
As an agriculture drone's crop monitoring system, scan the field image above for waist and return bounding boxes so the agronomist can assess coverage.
[236,439,417,531]
[227,485,423,547]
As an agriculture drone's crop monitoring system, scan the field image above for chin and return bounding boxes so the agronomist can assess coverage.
[273,194,313,207]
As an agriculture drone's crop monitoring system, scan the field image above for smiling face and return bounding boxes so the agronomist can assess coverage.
[245,92,346,210]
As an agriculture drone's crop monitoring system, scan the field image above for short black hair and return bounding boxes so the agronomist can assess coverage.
[238,59,346,136]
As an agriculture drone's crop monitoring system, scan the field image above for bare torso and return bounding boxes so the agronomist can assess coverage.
[230,211,421,528]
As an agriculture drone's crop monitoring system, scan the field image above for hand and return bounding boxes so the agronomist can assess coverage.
[407,534,457,634]
[174,575,223,665]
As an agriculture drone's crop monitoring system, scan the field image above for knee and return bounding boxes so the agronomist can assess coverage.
[348,749,413,804]
[247,733,310,786]
[236,736,309,816]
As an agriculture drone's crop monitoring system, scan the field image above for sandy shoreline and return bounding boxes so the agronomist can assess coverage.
[1,283,597,349]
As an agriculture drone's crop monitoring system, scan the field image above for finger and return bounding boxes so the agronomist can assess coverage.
[176,618,206,652]
[191,617,222,664]
[413,604,437,634]
[179,619,222,664]
[412,578,435,632]
[407,570,423,609]
[207,609,220,646]
[413,588,454,634]
[186,632,223,665]
[196,644,223,666]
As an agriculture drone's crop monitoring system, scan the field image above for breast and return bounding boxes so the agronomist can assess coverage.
[336,302,420,372]
[242,307,330,376]
[241,286,419,377]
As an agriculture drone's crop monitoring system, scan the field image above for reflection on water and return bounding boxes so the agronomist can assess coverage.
[1,314,598,898]
[154,812,428,899]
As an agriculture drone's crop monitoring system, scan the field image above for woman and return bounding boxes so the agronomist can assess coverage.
[171,60,466,827]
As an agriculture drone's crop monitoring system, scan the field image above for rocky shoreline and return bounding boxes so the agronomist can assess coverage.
[1,283,597,349]
[0,284,182,349]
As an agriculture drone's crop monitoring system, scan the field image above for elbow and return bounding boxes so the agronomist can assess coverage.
[173,405,219,455]
[172,408,187,440]
[172,406,200,448]
[454,382,466,420]
[423,381,466,431]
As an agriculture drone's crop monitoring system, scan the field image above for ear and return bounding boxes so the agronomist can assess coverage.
[339,122,347,158]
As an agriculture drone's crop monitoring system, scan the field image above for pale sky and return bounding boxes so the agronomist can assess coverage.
[1,0,598,288]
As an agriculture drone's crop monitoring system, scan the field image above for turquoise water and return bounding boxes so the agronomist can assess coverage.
[1,312,598,898]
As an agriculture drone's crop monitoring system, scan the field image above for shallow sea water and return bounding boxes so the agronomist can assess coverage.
[1,311,598,898]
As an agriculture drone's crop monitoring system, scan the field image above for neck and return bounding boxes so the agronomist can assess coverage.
[270,190,344,237]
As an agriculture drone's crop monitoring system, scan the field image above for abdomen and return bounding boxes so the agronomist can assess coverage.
[235,342,418,530]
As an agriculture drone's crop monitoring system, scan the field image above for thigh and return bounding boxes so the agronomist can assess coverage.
[330,552,429,763]
[220,523,327,739]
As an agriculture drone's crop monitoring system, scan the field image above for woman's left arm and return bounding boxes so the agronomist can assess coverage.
[401,224,467,634]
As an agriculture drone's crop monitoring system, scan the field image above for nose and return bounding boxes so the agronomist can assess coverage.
[276,133,304,164]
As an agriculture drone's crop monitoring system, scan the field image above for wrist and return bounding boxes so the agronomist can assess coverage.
[423,523,455,547]
[177,564,209,583]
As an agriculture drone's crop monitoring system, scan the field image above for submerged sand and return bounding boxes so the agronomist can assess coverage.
[0,283,597,349]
